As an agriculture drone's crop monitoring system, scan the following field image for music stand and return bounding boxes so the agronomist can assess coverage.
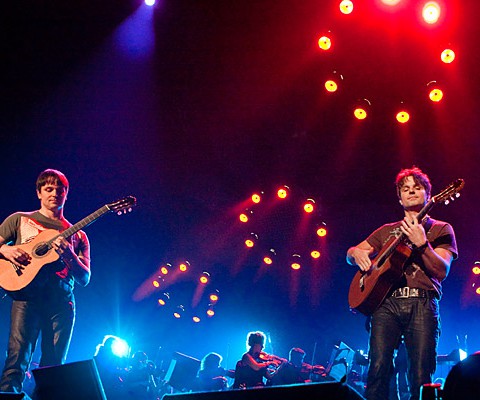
[325,342,355,382]
[164,351,201,392]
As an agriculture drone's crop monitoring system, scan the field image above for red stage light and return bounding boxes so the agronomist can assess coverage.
[277,186,290,199]
[239,213,249,222]
[318,35,332,51]
[291,262,301,270]
[206,309,215,317]
[441,49,455,64]
[396,110,410,123]
[251,193,261,203]
[311,250,321,259]
[339,1,354,15]
[380,0,402,5]
[422,2,441,25]
[199,272,210,284]
[354,107,367,120]
[429,88,443,102]
[303,199,315,213]
[325,79,338,93]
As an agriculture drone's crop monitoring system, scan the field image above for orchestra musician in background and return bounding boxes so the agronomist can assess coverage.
[267,347,326,386]
[232,331,286,389]
[194,352,235,392]
[346,167,458,400]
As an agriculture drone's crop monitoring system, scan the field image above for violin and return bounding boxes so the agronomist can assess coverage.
[258,351,287,364]
[301,363,326,376]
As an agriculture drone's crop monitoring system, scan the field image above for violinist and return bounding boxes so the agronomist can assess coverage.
[232,331,284,389]
[268,347,325,386]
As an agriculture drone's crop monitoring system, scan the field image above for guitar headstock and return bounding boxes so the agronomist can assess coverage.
[433,179,465,205]
[107,196,137,215]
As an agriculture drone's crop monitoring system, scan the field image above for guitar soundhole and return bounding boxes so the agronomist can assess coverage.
[34,243,50,257]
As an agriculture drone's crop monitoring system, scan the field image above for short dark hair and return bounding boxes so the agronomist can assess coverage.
[247,331,266,347]
[289,347,306,361]
[395,166,431,200]
[36,169,69,192]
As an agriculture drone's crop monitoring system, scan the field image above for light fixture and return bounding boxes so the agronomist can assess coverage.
[277,185,290,199]
[324,71,343,93]
[245,232,258,248]
[427,81,444,102]
[239,208,253,223]
[318,31,333,51]
[178,261,190,272]
[339,1,354,15]
[199,271,211,285]
[395,103,410,123]
[303,199,315,213]
[353,98,372,120]
[263,249,277,265]
[316,223,328,237]
[422,1,441,25]
[157,292,170,306]
[441,48,455,64]
[251,192,263,204]
[173,305,185,318]
[290,254,302,270]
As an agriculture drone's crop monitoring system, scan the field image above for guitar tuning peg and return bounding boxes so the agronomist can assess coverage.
[455,193,461,198]
[117,211,122,216]
[444,199,450,205]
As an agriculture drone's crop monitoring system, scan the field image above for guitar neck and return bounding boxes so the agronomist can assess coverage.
[48,206,110,244]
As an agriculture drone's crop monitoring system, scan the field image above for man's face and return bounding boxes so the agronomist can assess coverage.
[399,176,427,210]
[37,182,68,211]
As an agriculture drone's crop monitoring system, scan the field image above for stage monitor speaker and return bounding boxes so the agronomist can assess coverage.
[162,381,365,400]
[32,359,107,400]
[0,393,25,399]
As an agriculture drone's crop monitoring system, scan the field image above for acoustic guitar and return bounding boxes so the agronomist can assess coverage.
[0,196,136,292]
[348,179,464,316]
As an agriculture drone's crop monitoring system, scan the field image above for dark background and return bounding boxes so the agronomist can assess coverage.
[1,0,479,381]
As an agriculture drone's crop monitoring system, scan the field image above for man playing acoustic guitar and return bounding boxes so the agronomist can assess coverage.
[0,169,90,397]
[346,167,458,400]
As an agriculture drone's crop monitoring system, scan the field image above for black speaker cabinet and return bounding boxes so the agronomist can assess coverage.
[162,381,365,400]
[0,393,25,399]
[32,359,107,400]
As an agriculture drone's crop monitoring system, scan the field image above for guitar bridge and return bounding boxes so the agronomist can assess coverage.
[359,275,365,291]
[11,262,23,276]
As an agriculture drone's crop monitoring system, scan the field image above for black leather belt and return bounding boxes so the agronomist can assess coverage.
[390,287,433,299]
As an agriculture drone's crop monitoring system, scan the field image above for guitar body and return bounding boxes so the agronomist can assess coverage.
[348,240,412,315]
[0,229,61,292]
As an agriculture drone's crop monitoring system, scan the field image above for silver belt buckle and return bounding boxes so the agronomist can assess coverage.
[399,287,409,298]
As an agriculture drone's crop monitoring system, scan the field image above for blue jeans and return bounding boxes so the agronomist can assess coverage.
[0,290,75,393]
[365,295,440,400]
